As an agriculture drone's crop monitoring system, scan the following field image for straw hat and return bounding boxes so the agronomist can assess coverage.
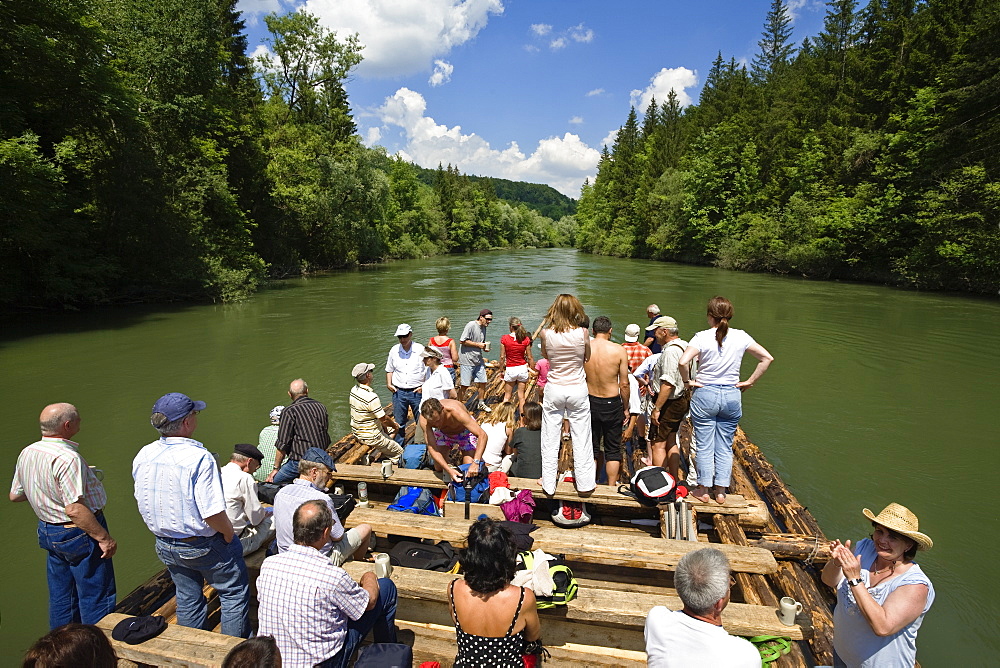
[862,503,933,550]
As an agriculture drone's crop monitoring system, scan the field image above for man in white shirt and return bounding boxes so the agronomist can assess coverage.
[220,443,275,555]
[385,323,428,448]
[645,548,760,667]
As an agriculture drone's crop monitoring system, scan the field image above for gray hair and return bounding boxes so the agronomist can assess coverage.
[152,413,188,436]
[230,453,250,464]
[675,548,731,615]
[298,459,328,476]
[647,304,660,315]
[663,327,679,337]
[39,404,79,435]
[293,499,332,545]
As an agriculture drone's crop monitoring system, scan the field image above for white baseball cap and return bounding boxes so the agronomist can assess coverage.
[394,323,413,337]
[624,323,641,342]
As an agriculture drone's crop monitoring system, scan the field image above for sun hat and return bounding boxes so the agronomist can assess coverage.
[646,315,678,331]
[624,323,641,342]
[394,323,412,336]
[863,503,933,550]
[421,347,443,359]
[351,362,375,377]
[269,405,285,424]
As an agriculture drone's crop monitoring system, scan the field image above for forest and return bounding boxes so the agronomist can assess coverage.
[576,0,998,294]
[0,1,574,307]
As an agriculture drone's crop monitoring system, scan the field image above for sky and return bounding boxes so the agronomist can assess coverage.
[236,0,829,198]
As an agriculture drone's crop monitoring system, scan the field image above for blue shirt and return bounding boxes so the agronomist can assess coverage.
[273,478,344,554]
[132,437,226,539]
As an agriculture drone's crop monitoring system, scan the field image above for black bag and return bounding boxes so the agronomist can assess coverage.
[388,540,459,571]
[256,481,288,505]
[327,492,356,523]
[627,466,677,505]
[353,643,413,667]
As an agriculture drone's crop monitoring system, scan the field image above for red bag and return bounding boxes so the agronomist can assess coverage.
[488,471,510,495]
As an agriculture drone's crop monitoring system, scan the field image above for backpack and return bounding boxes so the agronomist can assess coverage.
[326,492,357,523]
[256,481,287,505]
[448,463,491,503]
[387,486,439,515]
[401,442,432,470]
[354,643,413,668]
[550,471,591,527]
[388,540,459,571]
[517,551,578,608]
[627,466,677,506]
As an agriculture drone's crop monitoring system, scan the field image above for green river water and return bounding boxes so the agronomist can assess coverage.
[1,248,997,664]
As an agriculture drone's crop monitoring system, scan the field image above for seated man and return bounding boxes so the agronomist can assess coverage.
[258,500,398,668]
[220,443,276,555]
[418,398,488,483]
[272,447,371,565]
[644,547,760,667]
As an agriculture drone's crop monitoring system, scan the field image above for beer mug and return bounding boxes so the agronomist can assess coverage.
[483,340,491,353]
[779,596,803,626]
[374,552,393,579]
[381,459,393,478]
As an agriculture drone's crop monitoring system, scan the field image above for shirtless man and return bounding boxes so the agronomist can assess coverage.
[419,398,489,483]
[584,316,630,485]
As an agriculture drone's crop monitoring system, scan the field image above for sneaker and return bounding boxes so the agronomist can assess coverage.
[479,402,492,413]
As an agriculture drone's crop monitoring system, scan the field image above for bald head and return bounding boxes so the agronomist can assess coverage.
[39,403,80,439]
[288,379,308,400]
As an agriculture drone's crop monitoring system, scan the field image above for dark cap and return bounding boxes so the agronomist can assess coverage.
[234,443,265,463]
[111,615,167,645]
[151,392,206,422]
[479,309,493,318]
[301,447,337,472]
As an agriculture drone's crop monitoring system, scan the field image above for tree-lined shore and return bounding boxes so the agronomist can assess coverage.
[0,1,573,308]
[576,0,998,294]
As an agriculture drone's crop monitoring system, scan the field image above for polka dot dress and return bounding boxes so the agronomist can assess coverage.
[450,580,527,668]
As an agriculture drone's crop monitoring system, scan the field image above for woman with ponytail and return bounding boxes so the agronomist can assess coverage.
[500,317,536,415]
[678,297,773,505]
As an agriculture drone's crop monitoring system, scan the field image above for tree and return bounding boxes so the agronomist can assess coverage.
[752,0,796,81]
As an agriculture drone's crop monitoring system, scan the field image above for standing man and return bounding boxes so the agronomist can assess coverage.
[268,379,331,484]
[221,444,275,555]
[258,499,397,668]
[643,304,663,353]
[648,316,690,481]
[584,316,630,486]
[9,403,117,628]
[350,363,403,462]
[459,309,493,412]
[385,323,428,447]
[623,323,653,375]
[419,398,489,483]
[133,392,249,637]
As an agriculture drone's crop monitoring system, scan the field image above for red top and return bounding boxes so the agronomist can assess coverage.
[501,334,532,367]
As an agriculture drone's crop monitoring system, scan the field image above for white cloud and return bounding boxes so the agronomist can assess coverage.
[629,66,698,111]
[300,0,504,78]
[530,23,551,36]
[585,88,605,97]
[569,24,594,43]
[428,60,454,86]
[786,0,822,21]
[569,116,583,125]
[599,128,618,151]
[373,87,600,197]
[550,37,567,50]
[236,0,285,17]
[523,44,540,53]
[365,126,382,145]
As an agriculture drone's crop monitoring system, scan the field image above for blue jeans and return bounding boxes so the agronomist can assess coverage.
[37,513,116,628]
[393,389,421,446]
[154,533,249,637]
[689,385,742,487]
[320,578,398,668]
[272,457,299,484]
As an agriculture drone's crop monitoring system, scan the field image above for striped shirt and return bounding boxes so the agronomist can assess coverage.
[10,437,106,523]
[350,383,386,438]
[273,479,344,554]
[276,397,331,460]
[132,437,226,539]
[257,544,369,667]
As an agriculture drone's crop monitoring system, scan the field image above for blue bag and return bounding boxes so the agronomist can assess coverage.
[448,463,491,503]
[401,442,431,469]
[387,486,439,515]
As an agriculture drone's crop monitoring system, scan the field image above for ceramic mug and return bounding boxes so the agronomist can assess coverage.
[381,459,393,478]
[483,340,491,353]
[374,552,393,579]
[779,596,803,626]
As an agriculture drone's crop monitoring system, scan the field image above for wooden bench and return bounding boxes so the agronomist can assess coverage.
[334,463,769,524]
[350,507,778,574]
[97,612,242,668]
[343,562,805,640]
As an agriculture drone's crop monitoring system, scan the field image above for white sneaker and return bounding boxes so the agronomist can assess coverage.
[479,402,492,413]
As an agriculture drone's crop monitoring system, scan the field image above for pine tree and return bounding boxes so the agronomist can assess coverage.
[752,0,796,81]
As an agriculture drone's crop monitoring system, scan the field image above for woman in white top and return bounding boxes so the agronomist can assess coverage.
[821,503,935,668]
[538,294,594,495]
[479,401,515,471]
[678,296,773,504]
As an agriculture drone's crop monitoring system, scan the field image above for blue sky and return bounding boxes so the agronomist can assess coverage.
[237,1,828,197]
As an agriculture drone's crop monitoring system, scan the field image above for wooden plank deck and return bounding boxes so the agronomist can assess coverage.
[97,613,241,668]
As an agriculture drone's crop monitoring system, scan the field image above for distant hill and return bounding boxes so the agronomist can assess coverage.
[414,165,577,220]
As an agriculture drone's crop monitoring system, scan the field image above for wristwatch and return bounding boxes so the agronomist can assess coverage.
[847,578,864,588]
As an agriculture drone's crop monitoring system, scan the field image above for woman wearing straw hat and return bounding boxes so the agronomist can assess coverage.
[821,503,935,667]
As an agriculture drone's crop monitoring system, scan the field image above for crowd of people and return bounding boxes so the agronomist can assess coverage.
[8,294,936,667]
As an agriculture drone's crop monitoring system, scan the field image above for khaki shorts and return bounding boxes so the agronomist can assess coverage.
[649,391,691,442]
[329,527,364,567]
[358,431,404,458]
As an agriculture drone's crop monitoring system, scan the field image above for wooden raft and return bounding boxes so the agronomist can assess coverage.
[97,613,241,668]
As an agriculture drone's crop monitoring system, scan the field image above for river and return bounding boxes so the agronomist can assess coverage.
[1,248,996,664]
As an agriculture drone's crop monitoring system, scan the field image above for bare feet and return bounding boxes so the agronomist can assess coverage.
[713,486,727,504]
[690,485,711,503]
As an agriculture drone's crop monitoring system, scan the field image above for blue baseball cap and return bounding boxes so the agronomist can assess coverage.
[151,392,207,423]
[302,447,337,472]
